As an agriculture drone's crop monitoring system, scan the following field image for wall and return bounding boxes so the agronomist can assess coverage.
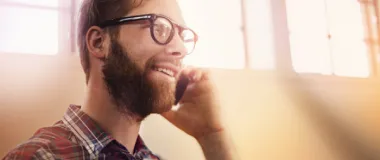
[0,53,380,160]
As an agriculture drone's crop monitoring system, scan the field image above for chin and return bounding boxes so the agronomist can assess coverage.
[149,80,176,114]
[151,103,173,114]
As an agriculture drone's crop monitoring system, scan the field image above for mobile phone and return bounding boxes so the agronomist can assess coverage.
[174,74,190,105]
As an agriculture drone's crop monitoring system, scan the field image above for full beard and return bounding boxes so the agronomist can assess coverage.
[102,39,175,121]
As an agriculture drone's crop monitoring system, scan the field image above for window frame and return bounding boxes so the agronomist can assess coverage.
[2,0,380,78]
[271,0,380,80]
[0,0,72,55]
[69,0,380,76]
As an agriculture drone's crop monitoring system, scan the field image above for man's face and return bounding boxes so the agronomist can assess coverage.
[102,0,188,120]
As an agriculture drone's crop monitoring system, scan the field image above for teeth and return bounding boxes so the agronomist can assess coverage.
[155,67,174,77]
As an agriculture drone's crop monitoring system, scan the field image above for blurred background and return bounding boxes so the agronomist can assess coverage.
[1,0,380,159]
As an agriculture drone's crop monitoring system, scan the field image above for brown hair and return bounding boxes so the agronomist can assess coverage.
[77,0,142,83]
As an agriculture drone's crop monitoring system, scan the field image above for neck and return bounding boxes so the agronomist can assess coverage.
[81,78,141,153]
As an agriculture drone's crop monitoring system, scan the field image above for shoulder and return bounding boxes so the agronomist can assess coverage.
[3,122,79,160]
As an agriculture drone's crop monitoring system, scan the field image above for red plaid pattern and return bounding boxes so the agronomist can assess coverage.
[3,105,161,160]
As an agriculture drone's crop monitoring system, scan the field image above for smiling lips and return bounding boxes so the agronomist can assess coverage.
[152,63,180,78]
[154,67,174,77]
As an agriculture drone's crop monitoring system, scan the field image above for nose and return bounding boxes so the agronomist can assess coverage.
[164,31,187,59]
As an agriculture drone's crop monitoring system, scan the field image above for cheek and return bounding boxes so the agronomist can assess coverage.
[119,26,162,58]
[132,40,162,61]
[118,28,163,68]
[128,47,157,71]
[126,44,162,71]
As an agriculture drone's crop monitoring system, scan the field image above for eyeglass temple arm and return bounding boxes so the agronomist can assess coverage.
[98,15,153,28]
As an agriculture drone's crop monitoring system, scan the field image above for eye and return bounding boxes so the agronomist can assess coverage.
[152,17,173,43]
[154,23,171,37]
[154,24,170,37]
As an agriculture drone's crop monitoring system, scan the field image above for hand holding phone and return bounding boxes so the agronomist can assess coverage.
[163,68,224,140]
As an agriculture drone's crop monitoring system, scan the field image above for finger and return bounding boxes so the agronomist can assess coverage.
[191,69,203,82]
[180,67,201,82]
[180,66,193,76]
[199,68,211,81]
[195,80,214,93]
[183,80,215,98]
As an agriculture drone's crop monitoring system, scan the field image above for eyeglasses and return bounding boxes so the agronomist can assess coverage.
[98,14,198,54]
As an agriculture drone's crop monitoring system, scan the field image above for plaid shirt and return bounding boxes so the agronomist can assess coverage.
[3,105,161,160]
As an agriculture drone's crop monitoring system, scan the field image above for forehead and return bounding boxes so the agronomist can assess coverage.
[127,0,186,26]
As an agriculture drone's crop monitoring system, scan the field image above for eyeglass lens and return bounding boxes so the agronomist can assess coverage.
[152,17,196,54]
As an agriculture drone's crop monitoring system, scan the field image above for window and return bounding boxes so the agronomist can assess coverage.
[2,0,59,7]
[285,0,377,77]
[0,0,276,70]
[2,0,379,75]
[245,0,276,70]
[0,0,72,55]
[178,0,246,69]
[73,0,83,54]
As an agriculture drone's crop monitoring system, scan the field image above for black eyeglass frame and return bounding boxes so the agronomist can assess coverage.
[97,14,198,54]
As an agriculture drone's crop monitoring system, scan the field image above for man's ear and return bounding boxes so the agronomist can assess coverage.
[86,26,108,59]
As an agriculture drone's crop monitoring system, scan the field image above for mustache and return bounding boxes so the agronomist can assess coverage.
[149,57,183,68]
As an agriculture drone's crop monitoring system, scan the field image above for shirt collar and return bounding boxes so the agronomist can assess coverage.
[62,104,151,158]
